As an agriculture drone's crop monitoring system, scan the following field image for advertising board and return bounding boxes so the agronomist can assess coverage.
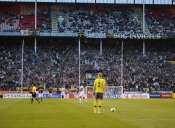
[172,93,175,99]
[149,93,161,98]
[160,93,172,98]
[104,94,122,98]
[122,94,149,99]
[3,94,31,98]
[3,94,61,98]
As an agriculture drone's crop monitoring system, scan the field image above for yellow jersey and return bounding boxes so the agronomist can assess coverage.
[32,86,37,93]
[94,78,105,93]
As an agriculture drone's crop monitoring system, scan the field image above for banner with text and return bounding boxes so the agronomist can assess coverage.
[160,93,172,98]
[3,94,31,98]
[104,94,122,98]
[122,94,150,99]
[149,93,161,98]
[3,94,61,98]
[77,32,172,39]
[84,33,163,39]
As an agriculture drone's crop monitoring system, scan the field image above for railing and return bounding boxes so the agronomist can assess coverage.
[0,31,21,36]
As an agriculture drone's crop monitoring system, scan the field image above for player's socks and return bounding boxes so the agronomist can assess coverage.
[36,98,40,103]
[94,101,97,113]
[98,102,102,112]
[30,98,33,104]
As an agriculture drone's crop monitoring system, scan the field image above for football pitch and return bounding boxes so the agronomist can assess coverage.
[0,98,175,128]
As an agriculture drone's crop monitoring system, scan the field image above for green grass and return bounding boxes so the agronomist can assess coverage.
[0,98,175,128]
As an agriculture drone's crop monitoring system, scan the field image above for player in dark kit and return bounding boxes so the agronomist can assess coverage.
[48,86,53,99]
[38,84,44,103]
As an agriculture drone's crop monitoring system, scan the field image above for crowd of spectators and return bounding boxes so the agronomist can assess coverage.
[2,3,175,35]
[145,6,175,34]
[56,4,141,34]
[0,3,50,32]
[0,3,141,33]
[0,37,175,92]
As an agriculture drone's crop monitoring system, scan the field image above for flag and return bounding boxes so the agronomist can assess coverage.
[90,10,93,15]
[20,30,28,36]
[94,61,100,70]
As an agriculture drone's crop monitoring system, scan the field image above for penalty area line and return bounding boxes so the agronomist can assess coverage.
[123,119,175,120]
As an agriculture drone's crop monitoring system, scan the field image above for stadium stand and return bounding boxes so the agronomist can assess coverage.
[145,5,175,34]
[0,3,142,33]
[56,4,142,34]
[0,37,174,92]
[1,3,175,35]
[0,3,50,32]
[0,3,175,93]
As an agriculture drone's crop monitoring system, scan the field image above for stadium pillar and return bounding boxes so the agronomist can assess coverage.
[142,0,146,56]
[35,0,37,30]
[100,38,102,55]
[121,41,124,87]
[21,39,24,94]
[35,37,37,55]
[34,0,37,55]
[143,0,145,33]
[143,39,146,56]
[78,37,81,86]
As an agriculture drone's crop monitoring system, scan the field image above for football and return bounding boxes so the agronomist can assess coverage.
[111,107,116,112]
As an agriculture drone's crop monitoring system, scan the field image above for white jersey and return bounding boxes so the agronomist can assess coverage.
[79,86,85,97]
[79,86,85,92]
[61,87,65,95]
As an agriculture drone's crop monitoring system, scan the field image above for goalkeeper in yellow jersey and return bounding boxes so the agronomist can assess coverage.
[93,72,106,113]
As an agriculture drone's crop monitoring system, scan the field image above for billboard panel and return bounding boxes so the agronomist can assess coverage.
[172,93,175,98]
[161,93,172,98]
[149,93,161,98]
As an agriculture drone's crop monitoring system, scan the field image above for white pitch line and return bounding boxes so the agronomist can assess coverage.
[122,119,175,120]
[0,119,175,121]
[0,120,97,121]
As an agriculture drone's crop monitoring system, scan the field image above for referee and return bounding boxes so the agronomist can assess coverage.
[30,83,40,104]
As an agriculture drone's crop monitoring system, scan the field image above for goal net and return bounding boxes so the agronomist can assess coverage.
[85,85,123,98]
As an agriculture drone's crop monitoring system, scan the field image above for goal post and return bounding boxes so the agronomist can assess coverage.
[85,85,123,98]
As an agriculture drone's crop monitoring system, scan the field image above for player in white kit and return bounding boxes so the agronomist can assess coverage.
[61,86,66,99]
[79,84,88,104]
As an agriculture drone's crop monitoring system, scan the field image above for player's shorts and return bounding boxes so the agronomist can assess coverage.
[95,93,103,100]
[61,94,65,98]
[79,92,85,98]
[38,93,43,97]
[32,93,36,98]
[61,92,65,95]
[49,93,52,97]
